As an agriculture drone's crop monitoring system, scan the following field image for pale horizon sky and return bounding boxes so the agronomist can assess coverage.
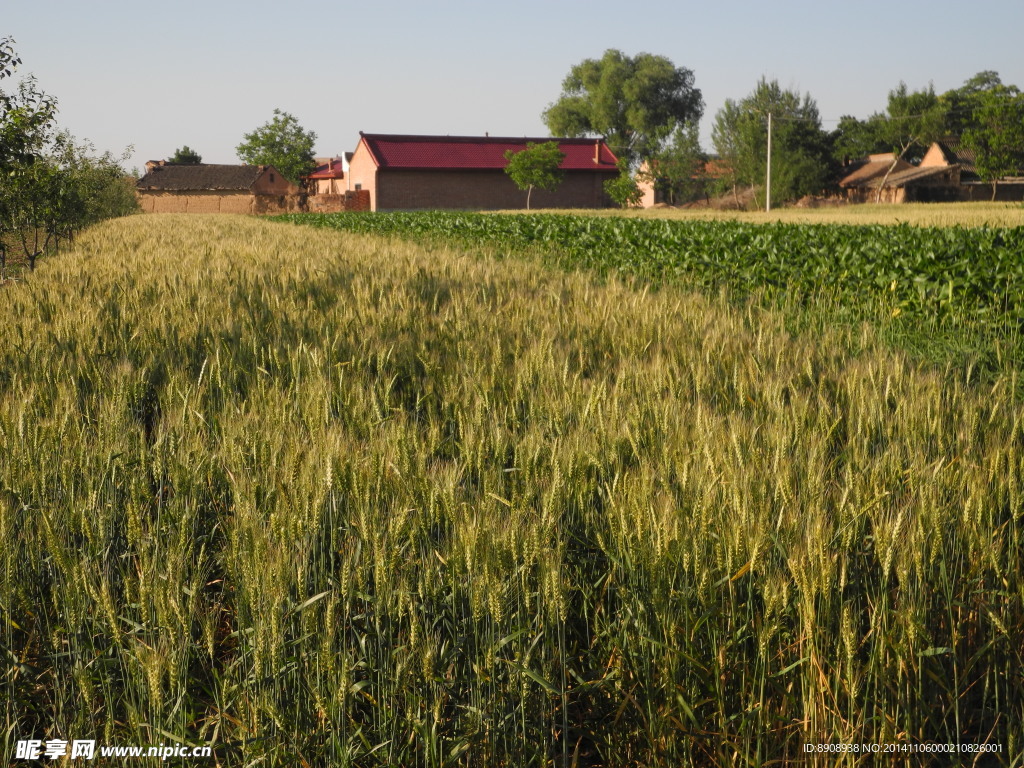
[7,0,1024,173]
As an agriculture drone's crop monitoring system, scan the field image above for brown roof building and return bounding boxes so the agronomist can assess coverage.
[136,162,301,214]
[840,141,1023,203]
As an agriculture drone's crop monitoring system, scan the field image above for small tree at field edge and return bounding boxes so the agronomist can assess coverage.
[504,141,565,210]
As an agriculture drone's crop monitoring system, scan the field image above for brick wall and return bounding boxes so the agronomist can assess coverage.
[376,170,614,211]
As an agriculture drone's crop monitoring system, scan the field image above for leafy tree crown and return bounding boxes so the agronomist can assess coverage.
[543,49,703,168]
[168,145,202,165]
[236,108,317,184]
[503,141,566,209]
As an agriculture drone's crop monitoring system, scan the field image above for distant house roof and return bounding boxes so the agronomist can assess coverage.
[930,140,978,178]
[839,153,914,188]
[136,163,274,191]
[357,133,619,171]
[702,157,732,179]
[935,141,976,166]
[307,158,345,180]
[871,164,956,188]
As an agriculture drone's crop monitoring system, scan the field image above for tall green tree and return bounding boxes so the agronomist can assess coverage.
[1,37,58,273]
[1,37,57,172]
[712,78,832,207]
[862,81,950,200]
[236,109,316,184]
[830,114,890,165]
[877,82,948,163]
[542,49,703,167]
[503,141,565,209]
[964,84,1024,200]
[1,40,136,275]
[168,145,202,165]
[940,70,1003,136]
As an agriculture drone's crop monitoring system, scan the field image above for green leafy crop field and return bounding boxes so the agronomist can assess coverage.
[2,214,1022,766]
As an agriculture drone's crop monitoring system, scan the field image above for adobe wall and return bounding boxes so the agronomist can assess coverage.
[959,183,1024,202]
[376,170,615,211]
[252,194,304,214]
[306,191,371,213]
[919,144,949,168]
[137,192,303,214]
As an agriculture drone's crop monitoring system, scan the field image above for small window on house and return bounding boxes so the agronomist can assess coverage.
[270,173,275,183]
[355,183,362,191]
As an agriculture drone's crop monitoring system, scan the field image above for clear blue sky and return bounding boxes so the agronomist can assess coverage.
[7,0,1023,172]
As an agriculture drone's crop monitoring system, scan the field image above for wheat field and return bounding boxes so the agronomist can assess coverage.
[1,214,1021,766]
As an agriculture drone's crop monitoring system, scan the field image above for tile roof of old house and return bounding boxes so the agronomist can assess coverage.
[839,153,915,188]
[358,133,619,171]
[870,164,957,188]
[136,163,270,191]
[933,141,978,177]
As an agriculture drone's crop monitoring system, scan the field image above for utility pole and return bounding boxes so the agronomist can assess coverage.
[766,112,772,213]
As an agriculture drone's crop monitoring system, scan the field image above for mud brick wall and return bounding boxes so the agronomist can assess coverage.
[138,193,304,214]
[307,194,344,213]
[252,195,304,214]
[306,191,370,213]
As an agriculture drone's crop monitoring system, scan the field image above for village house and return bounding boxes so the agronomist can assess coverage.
[346,133,619,211]
[136,162,301,214]
[840,141,1024,203]
[306,155,350,194]
[303,154,370,212]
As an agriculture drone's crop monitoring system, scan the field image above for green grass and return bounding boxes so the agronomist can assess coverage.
[2,214,1022,766]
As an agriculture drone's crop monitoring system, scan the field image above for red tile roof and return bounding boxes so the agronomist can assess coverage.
[307,158,345,179]
[358,133,619,171]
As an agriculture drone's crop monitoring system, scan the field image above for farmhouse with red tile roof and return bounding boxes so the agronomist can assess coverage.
[347,133,619,211]
[306,157,345,194]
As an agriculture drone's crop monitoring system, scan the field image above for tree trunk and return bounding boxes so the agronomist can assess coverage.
[875,143,911,204]
[527,185,533,210]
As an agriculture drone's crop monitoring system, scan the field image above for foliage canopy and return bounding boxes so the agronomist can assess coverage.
[638,122,707,205]
[236,108,316,184]
[963,84,1024,198]
[0,38,136,275]
[712,78,832,206]
[503,141,565,210]
[168,145,202,165]
[542,49,703,167]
